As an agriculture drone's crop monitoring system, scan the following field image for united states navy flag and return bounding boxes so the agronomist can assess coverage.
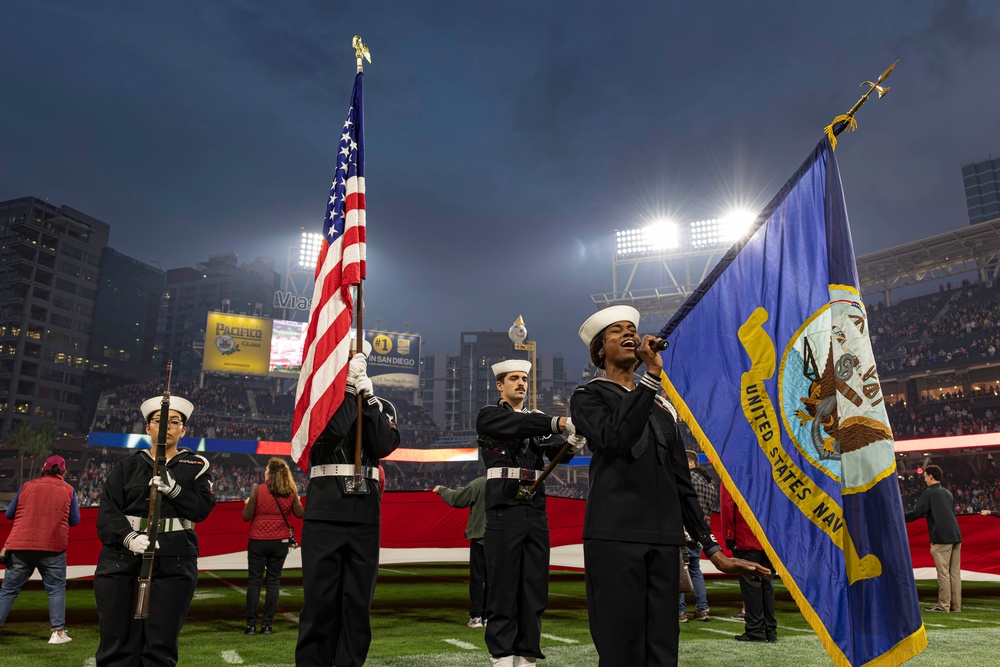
[658,137,927,667]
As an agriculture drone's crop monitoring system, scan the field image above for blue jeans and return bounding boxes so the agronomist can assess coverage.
[0,550,68,630]
[678,546,709,614]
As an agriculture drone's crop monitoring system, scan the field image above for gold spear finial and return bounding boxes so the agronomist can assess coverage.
[353,35,371,73]
[823,59,899,149]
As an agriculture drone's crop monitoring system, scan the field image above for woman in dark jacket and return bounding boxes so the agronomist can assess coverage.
[242,457,303,635]
[571,305,768,667]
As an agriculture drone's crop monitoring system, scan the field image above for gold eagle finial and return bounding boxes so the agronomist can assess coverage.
[353,35,371,71]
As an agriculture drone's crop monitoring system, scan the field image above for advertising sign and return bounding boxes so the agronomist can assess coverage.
[365,330,421,389]
[269,319,308,376]
[203,313,272,375]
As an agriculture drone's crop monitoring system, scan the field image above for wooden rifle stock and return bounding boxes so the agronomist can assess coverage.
[134,360,172,619]
[528,438,575,496]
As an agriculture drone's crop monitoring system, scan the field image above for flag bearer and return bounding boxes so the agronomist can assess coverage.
[94,395,215,667]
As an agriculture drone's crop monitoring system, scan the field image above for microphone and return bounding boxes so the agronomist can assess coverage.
[634,337,669,360]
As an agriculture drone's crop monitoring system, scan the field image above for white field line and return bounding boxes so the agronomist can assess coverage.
[707,615,744,624]
[193,591,224,600]
[959,618,1000,625]
[221,650,244,664]
[548,591,588,600]
[542,633,579,644]
[923,622,947,628]
[959,605,1000,612]
[282,611,300,623]
[698,627,739,636]
[84,659,97,667]
[205,571,247,594]
[442,638,478,650]
[779,626,814,633]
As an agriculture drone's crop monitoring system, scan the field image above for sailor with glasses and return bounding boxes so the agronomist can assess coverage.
[93,394,216,667]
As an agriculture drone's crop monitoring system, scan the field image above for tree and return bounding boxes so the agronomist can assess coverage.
[6,420,58,488]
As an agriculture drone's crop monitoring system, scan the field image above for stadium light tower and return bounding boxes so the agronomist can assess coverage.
[283,230,324,322]
[597,210,761,322]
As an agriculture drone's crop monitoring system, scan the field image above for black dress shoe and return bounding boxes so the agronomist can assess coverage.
[261,625,273,635]
[734,633,767,642]
[244,625,256,636]
[766,635,778,643]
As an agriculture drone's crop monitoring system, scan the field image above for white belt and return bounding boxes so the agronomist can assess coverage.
[486,467,543,481]
[126,515,194,533]
[310,464,380,481]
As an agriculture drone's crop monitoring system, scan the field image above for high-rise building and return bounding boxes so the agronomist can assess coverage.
[0,197,110,435]
[156,253,280,381]
[963,153,1000,225]
[88,248,165,382]
[419,331,571,433]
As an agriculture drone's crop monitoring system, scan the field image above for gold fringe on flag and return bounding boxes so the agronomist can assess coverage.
[824,114,858,150]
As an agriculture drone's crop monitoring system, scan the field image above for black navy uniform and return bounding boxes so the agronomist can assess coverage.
[295,386,400,667]
[476,399,569,662]
[570,374,720,667]
[94,449,215,667]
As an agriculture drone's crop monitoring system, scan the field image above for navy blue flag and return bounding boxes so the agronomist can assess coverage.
[658,138,927,667]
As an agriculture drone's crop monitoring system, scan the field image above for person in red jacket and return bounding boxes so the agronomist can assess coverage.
[0,455,80,644]
[242,457,304,635]
[720,483,777,643]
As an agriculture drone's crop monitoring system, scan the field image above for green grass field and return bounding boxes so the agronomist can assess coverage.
[1,566,997,666]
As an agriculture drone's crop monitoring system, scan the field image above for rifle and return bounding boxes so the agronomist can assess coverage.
[523,439,574,500]
[134,360,172,619]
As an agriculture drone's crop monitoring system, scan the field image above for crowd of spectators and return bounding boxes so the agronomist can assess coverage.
[898,467,1000,515]
[886,400,1000,440]
[870,279,1000,372]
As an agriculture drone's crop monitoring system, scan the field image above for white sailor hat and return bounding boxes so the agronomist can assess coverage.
[350,334,373,357]
[491,359,531,377]
[141,396,194,422]
[579,305,641,346]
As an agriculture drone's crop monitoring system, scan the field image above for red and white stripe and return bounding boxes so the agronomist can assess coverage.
[290,175,366,471]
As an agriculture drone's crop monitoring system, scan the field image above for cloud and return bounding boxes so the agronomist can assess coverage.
[894,0,1000,79]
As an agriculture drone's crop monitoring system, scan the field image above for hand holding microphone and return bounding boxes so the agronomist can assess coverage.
[634,334,665,377]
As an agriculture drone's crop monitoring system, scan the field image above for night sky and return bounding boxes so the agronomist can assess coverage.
[4,1,1000,375]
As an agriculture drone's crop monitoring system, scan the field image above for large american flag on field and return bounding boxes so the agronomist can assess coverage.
[291,72,367,471]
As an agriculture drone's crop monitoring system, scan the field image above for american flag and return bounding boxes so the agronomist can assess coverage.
[291,72,366,471]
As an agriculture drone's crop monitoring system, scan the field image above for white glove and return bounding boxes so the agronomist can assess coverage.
[354,375,373,397]
[347,353,367,385]
[564,417,577,436]
[124,532,150,555]
[151,471,180,499]
[567,433,587,453]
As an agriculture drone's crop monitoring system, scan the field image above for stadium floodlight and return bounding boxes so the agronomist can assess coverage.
[690,209,757,249]
[615,220,679,258]
[298,231,323,270]
[719,208,757,242]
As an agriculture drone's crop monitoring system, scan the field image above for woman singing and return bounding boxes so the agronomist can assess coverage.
[571,305,768,667]
[242,457,303,635]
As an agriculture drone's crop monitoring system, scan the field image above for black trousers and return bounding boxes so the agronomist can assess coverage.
[246,539,290,627]
[295,520,380,667]
[469,537,488,618]
[734,548,776,640]
[584,539,681,667]
[484,504,549,660]
[93,549,198,667]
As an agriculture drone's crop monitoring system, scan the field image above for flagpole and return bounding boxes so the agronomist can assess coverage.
[824,59,898,148]
[351,35,371,493]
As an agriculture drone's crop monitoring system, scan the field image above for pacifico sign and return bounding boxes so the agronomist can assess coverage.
[203,313,273,375]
